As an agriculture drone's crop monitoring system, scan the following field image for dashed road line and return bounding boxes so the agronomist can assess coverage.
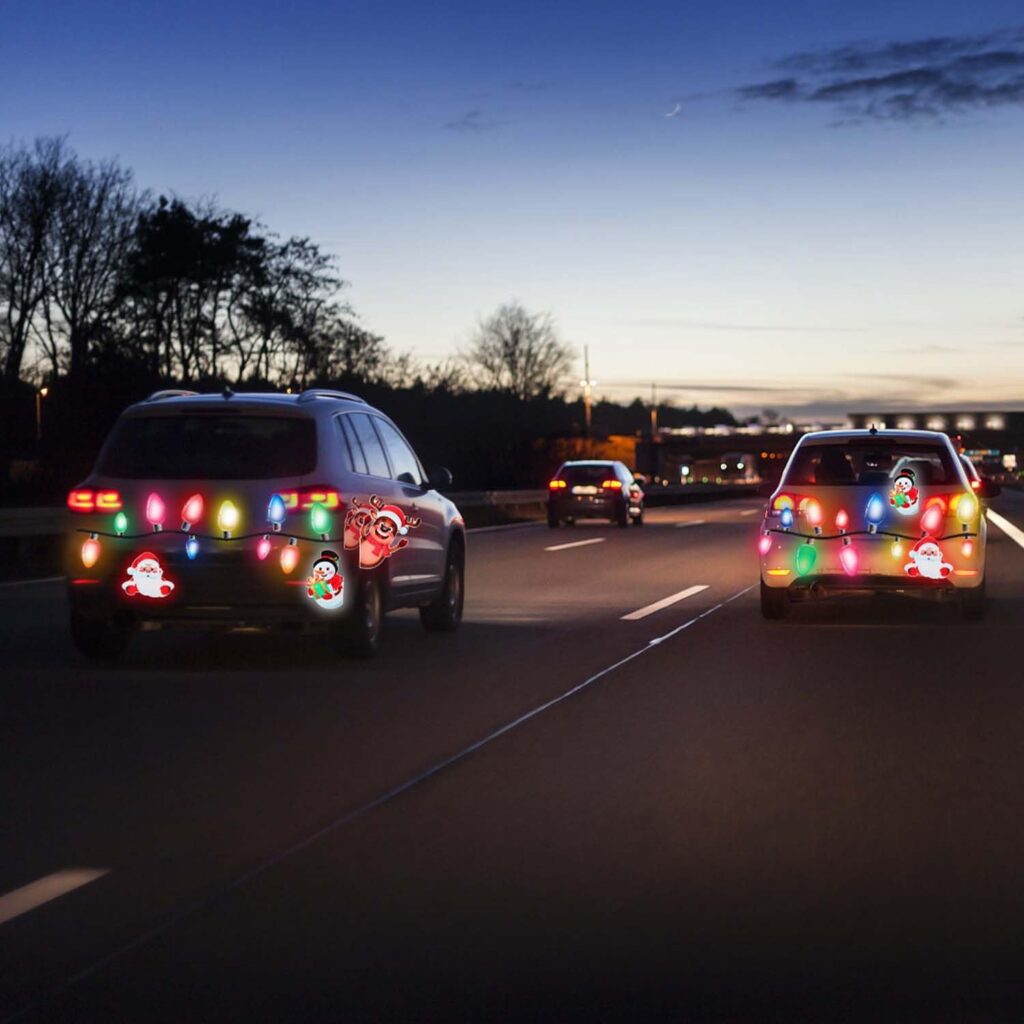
[674,520,706,528]
[544,537,606,552]
[987,509,1024,551]
[622,584,709,621]
[0,870,109,927]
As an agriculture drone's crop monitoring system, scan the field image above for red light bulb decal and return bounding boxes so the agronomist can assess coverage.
[835,509,849,531]
[181,493,204,531]
[921,504,943,534]
[81,534,100,568]
[280,539,300,574]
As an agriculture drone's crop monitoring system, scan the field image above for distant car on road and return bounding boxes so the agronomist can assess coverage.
[758,429,998,620]
[66,389,465,660]
[548,460,644,528]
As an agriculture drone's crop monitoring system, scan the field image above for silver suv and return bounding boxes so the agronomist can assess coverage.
[66,388,466,659]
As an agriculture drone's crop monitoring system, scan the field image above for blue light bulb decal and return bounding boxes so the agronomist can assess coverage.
[267,493,286,531]
[780,507,794,530]
[865,493,885,533]
[186,535,199,560]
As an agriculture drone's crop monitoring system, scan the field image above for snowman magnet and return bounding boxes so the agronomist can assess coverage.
[904,536,953,580]
[305,549,345,609]
[889,468,920,516]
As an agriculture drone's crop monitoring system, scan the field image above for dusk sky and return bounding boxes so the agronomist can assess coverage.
[4,0,1023,418]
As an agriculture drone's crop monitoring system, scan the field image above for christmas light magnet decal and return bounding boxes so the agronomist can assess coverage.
[358,499,421,570]
[121,552,176,598]
[305,549,345,609]
[889,469,919,516]
[903,536,952,579]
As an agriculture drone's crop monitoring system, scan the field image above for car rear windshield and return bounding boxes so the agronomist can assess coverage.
[783,441,960,487]
[559,464,619,484]
[97,415,317,479]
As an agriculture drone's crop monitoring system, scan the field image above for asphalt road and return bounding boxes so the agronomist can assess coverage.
[2,492,1024,1022]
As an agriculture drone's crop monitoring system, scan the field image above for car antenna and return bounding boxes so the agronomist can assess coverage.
[869,424,878,435]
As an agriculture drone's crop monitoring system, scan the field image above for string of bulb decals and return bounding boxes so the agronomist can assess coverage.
[78,493,337,576]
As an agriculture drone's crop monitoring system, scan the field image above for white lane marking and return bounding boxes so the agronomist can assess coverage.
[621,584,709,621]
[740,508,759,516]
[12,585,755,1018]
[0,576,65,589]
[0,869,109,927]
[987,509,1024,551]
[544,537,606,552]
[675,520,706,528]
[467,522,544,535]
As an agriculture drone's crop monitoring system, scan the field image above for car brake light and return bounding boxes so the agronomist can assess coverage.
[95,490,122,511]
[602,480,623,490]
[67,489,95,512]
[548,479,567,489]
[971,479,981,490]
[279,487,341,511]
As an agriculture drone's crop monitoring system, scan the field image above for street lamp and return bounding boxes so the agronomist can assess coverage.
[35,387,48,442]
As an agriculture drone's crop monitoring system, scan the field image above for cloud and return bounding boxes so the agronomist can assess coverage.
[444,110,507,133]
[737,27,1024,121]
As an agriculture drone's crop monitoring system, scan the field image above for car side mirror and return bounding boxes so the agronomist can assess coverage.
[632,473,647,486]
[426,465,453,491]
[978,479,1001,499]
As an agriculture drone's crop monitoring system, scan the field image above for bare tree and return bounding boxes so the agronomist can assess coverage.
[36,155,143,377]
[465,301,574,400]
[0,138,69,381]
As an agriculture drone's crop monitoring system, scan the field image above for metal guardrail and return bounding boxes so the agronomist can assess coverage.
[0,484,759,538]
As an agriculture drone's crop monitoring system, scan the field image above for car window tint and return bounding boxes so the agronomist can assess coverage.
[338,415,368,474]
[373,418,422,485]
[559,464,617,485]
[98,415,316,479]
[348,413,390,478]
[333,417,354,472]
[784,442,958,487]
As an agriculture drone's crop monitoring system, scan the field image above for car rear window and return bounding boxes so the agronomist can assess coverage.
[97,415,317,479]
[783,441,960,487]
[559,464,619,485]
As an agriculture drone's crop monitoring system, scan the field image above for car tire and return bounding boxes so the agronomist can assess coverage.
[615,504,629,528]
[547,508,559,528]
[960,581,986,621]
[760,580,789,620]
[420,542,465,632]
[631,511,644,526]
[69,610,133,661]
[332,572,384,657]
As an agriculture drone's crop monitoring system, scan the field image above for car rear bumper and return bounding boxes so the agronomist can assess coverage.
[549,496,635,519]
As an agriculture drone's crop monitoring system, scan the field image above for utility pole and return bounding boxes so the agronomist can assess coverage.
[580,345,597,438]
[650,381,658,437]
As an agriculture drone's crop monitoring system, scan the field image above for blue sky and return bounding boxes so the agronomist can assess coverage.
[4,0,1023,417]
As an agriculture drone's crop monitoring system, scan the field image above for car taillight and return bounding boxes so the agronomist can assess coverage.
[279,487,341,511]
[67,489,95,512]
[68,488,122,513]
[548,479,567,489]
[768,493,796,518]
[971,479,981,491]
[95,490,122,511]
[602,480,623,489]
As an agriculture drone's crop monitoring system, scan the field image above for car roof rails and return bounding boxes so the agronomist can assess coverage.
[296,389,366,404]
[145,389,199,402]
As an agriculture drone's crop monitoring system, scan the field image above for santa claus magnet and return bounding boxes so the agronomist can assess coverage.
[358,499,421,570]
[121,552,176,598]
[305,549,345,609]
[904,536,953,580]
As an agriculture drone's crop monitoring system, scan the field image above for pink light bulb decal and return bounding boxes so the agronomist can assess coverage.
[806,499,823,534]
[81,534,100,568]
[758,534,773,556]
[257,536,272,561]
[835,509,849,531]
[280,539,299,574]
[962,538,973,558]
[146,492,165,531]
[921,504,943,534]
[840,541,859,576]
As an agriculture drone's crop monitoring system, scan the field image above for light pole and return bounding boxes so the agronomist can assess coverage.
[35,386,48,442]
[579,345,597,438]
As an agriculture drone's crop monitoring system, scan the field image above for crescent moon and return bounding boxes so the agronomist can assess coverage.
[664,103,681,118]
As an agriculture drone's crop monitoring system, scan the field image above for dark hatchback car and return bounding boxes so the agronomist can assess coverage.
[547,460,645,528]
[66,389,466,660]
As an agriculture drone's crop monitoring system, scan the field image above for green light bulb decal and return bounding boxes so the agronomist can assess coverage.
[113,511,128,535]
[310,502,331,537]
[795,542,817,577]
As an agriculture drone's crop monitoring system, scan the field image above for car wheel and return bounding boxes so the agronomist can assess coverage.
[960,580,986,621]
[332,572,383,657]
[760,580,789,620]
[547,508,559,528]
[616,504,629,528]
[631,511,644,526]
[69,609,133,661]
[420,542,465,632]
